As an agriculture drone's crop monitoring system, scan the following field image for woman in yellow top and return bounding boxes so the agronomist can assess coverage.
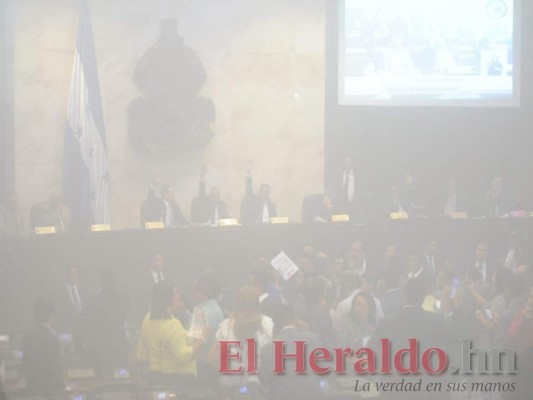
[137,281,203,389]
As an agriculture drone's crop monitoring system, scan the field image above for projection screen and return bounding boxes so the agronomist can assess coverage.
[338,0,521,107]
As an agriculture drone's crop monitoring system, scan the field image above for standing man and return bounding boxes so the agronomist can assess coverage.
[422,240,439,279]
[136,254,167,323]
[468,242,493,287]
[336,156,358,217]
[22,298,64,397]
[55,266,83,333]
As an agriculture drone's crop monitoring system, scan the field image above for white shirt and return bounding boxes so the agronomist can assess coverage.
[258,292,269,304]
[262,202,270,223]
[408,268,424,279]
[343,170,355,202]
[504,248,516,270]
[66,284,81,314]
[354,258,367,276]
[164,200,174,227]
[444,192,457,215]
[475,262,487,283]
[425,254,435,274]
[150,269,165,284]
[213,205,220,225]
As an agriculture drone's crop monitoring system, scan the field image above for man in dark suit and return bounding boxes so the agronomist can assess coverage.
[422,239,439,279]
[78,268,129,370]
[240,166,277,224]
[344,240,370,276]
[334,156,359,217]
[159,185,188,227]
[260,305,325,400]
[384,185,409,216]
[140,184,188,227]
[191,167,228,224]
[140,182,163,226]
[301,193,336,223]
[441,178,467,216]
[135,254,167,323]
[467,242,493,287]
[22,298,64,397]
[380,270,403,317]
[30,190,72,233]
[403,252,433,293]
[55,266,83,333]
[369,278,453,400]
[483,176,511,217]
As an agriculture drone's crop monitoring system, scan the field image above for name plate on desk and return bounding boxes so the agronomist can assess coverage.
[390,212,409,220]
[144,221,165,230]
[450,212,468,219]
[35,226,56,235]
[91,224,111,232]
[332,214,350,222]
[219,218,239,226]
[271,217,289,224]
[65,368,96,379]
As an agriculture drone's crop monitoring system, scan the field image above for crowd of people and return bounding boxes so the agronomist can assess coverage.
[5,234,533,400]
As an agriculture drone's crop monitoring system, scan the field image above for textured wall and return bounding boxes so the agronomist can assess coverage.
[12,0,325,228]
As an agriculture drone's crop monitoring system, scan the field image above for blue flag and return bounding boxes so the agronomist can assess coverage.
[63,0,109,228]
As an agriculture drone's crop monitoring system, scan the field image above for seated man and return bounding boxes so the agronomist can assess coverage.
[30,190,71,232]
[22,298,64,397]
[141,184,188,227]
[302,193,336,223]
[240,165,277,224]
[483,176,510,217]
[140,180,163,226]
[190,166,228,224]
[441,178,466,216]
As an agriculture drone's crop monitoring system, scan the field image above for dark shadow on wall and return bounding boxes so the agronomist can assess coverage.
[128,19,215,158]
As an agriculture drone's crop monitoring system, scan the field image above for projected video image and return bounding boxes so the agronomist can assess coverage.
[339,0,518,106]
